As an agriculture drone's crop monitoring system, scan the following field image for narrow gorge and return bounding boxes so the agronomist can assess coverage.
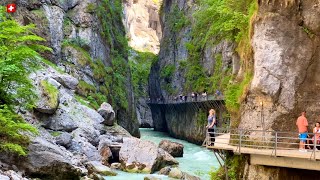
[1,0,320,179]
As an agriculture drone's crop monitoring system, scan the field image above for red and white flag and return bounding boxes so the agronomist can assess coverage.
[7,4,16,13]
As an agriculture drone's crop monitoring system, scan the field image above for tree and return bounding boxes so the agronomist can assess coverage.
[0,6,51,155]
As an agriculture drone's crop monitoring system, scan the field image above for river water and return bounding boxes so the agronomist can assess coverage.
[106,128,220,180]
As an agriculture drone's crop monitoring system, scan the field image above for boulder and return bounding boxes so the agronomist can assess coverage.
[55,132,73,148]
[158,166,171,175]
[42,108,79,132]
[119,137,178,173]
[53,74,79,90]
[97,103,115,126]
[35,80,60,114]
[159,140,184,157]
[110,163,121,169]
[168,167,183,179]
[98,143,112,165]
[144,176,161,180]
[25,137,81,179]
[69,136,102,162]
[85,161,117,176]
[182,172,201,180]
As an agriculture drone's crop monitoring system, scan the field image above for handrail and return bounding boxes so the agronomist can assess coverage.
[146,95,224,104]
[206,127,320,160]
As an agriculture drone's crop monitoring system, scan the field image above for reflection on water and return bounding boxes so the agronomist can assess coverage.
[106,128,220,180]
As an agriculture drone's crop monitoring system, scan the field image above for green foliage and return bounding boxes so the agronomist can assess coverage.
[41,59,64,73]
[0,7,51,108]
[196,109,208,127]
[210,154,246,180]
[40,80,59,108]
[50,131,62,137]
[0,105,38,156]
[302,26,315,39]
[160,64,175,79]
[86,3,96,13]
[225,72,252,114]
[167,5,189,32]
[97,0,130,110]
[129,51,157,97]
[76,80,96,97]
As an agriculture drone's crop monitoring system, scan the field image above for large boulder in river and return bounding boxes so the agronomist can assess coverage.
[98,103,115,126]
[85,161,117,176]
[24,137,81,179]
[119,137,178,173]
[159,140,184,157]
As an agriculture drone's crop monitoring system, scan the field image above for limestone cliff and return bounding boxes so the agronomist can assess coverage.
[240,0,320,133]
[148,0,233,142]
[123,0,161,54]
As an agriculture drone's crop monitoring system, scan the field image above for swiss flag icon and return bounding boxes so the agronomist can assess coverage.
[7,4,16,13]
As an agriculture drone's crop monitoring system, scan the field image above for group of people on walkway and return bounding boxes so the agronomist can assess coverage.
[296,111,320,152]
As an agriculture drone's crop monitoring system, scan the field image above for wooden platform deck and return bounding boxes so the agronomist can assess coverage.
[207,133,320,160]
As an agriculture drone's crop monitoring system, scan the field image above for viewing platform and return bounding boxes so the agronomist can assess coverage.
[205,128,320,171]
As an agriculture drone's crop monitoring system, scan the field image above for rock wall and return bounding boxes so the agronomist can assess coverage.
[240,0,320,133]
[123,0,161,54]
[148,0,235,141]
[4,0,140,137]
[150,101,227,144]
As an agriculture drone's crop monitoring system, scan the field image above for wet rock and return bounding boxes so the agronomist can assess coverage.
[55,132,73,148]
[119,137,178,173]
[110,163,121,169]
[53,74,79,90]
[182,172,201,180]
[144,176,161,180]
[98,103,115,126]
[89,173,105,180]
[168,167,183,179]
[159,140,184,157]
[85,161,117,176]
[25,137,81,179]
[158,166,171,175]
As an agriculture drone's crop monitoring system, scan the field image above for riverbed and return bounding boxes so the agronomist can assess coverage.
[106,128,220,180]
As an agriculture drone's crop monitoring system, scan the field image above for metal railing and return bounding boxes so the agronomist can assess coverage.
[146,95,224,104]
[206,128,320,160]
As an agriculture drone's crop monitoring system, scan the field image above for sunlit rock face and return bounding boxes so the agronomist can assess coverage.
[123,0,162,54]
[239,0,320,133]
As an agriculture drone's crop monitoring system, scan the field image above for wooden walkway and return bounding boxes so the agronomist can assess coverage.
[207,133,320,160]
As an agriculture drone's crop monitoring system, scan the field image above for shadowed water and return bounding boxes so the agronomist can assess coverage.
[106,128,220,180]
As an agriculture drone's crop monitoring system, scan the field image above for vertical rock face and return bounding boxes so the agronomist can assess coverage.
[148,0,232,141]
[6,0,139,136]
[240,0,320,132]
[123,0,162,54]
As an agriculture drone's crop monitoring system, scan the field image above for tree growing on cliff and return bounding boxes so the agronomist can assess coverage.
[0,6,50,155]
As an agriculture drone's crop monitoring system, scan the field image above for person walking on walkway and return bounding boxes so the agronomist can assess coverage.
[296,111,309,152]
[206,109,216,146]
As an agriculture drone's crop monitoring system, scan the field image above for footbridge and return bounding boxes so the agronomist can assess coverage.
[146,95,228,144]
[205,128,320,171]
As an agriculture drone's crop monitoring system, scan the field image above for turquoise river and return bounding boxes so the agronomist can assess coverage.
[106,128,220,180]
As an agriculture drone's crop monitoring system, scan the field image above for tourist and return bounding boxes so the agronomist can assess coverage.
[206,109,216,146]
[184,95,188,102]
[191,92,195,101]
[313,122,320,150]
[296,111,309,152]
[194,92,198,101]
[202,92,207,100]
[179,94,183,101]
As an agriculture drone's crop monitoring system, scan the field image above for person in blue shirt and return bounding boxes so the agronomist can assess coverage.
[206,109,216,146]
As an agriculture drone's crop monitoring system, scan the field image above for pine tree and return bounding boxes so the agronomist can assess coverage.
[0,6,51,155]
